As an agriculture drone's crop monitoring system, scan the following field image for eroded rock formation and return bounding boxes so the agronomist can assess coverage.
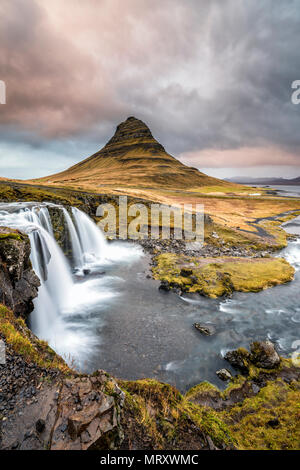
[0,227,40,317]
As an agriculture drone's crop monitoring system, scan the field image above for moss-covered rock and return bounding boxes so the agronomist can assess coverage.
[185,343,300,450]
[0,304,69,371]
[222,378,300,450]
[118,378,235,449]
[152,252,294,298]
[0,227,40,317]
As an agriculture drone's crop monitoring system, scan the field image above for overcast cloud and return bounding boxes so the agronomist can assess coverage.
[0,0,300,179]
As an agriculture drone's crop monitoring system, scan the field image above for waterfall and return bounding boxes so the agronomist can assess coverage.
[71,207,107,264]
[30,227,73,332]
[61,208,83,268]
[39,206,54,236]
[61,206,108,268]
[0,203,111,344]
[0,201,142,368]
[23,206,53,236]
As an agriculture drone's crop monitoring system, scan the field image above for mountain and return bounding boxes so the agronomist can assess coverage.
[35,117,236,191]
[226,176,300,186]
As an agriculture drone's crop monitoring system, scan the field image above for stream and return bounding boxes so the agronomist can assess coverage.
[0,201,299,392]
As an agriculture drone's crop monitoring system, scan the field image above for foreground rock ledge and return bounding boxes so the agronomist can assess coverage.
[0,370,124,451]
[1,312,300,451]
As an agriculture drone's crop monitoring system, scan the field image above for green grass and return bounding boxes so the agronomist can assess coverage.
[152,253,294,298]
[221,379,300,450]
[0,304,70,372]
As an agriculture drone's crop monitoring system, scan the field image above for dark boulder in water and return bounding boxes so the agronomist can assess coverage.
[224,348,250,374]
[224,340,281,373]
[216,368,233,381]
[159,280,170,292]
[193,323,215,336]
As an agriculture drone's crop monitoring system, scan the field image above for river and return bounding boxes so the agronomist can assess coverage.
[0,201,299,392]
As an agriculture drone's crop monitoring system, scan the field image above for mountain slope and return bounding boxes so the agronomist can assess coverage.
[35,117,236,191]
[226,176,300,186]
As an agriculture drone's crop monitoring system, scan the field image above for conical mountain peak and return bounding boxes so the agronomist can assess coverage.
[37,117,228,190]
[104,116,165,154]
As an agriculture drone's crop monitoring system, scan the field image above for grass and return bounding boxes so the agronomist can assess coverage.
[119,378,235,449]
[152,253,294,297]
[184,359,300,450]
[221,379,300,450]
[0,304,70,372]
[0,231,24,241]
[1,178,300,253]
[33,116,234,192]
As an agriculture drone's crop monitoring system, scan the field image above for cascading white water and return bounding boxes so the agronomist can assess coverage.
[61,208,83,268]
[39,206,54,236]
[0,201,142,368]
[29,227,74,336]
[71,207,107,264]
[0,204,74,338]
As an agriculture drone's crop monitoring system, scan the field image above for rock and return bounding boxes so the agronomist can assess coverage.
[267,418,280,428]
[51,374,124,450]
[250,340,280,369]
[224,341,281,374]
[83,269,91,275]
[252,383,260,394]
[216,369,233,381]
[0,370,124,451]
[159,280,170,292]
[180,268,193,277]
[0,227,40,317]
[36,418,45,433]
[224,348,250,374]
[193,323,214,336]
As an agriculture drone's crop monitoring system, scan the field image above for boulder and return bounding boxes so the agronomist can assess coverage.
[194,323,215,336]
[250,340,280,369]
[224,348,250,374]
[159,280,170,292]
[180,268,193,277]
[216,369,233,381]
[51,372,124,450]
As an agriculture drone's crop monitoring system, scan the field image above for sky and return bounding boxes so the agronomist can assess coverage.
[0,0,300,180]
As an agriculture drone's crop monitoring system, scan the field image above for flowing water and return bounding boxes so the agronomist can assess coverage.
[0,202,299,392]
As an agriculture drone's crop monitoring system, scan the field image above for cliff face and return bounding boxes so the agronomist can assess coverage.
[0,227,40,317]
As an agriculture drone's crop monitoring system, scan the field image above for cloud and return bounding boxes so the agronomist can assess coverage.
[179,146,300,168]
[0,0,300,176]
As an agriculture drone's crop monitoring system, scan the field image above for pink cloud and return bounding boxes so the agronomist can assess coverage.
[179,146,300,168]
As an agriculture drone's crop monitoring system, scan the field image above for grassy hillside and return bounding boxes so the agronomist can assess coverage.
[32,117,241,192]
